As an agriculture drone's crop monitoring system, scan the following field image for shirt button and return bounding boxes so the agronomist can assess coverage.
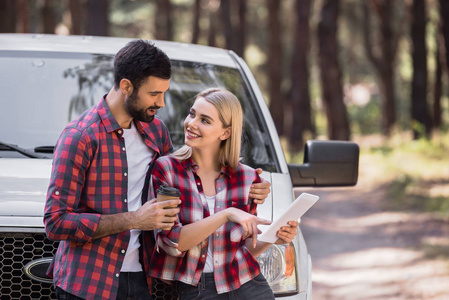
[115,273,119,277]
[124,199,127,203]
[197,182,200,185]
[118,130,122,135]
[54,191,60,195]
[121,249,126,254]
[124,172,127,177]
[201,255,205,258]
[122,147,126,151]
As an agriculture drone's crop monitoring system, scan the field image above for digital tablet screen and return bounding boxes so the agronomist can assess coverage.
[258,193,319,243]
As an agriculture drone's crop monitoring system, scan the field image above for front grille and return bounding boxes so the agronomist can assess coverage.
[0,232,176,299]
[0,232,58,300]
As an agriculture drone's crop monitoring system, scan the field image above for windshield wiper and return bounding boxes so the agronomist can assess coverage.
[34,146,55,153]
[0,140,50,159]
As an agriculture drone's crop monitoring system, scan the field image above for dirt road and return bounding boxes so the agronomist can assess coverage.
[296,167,449,299]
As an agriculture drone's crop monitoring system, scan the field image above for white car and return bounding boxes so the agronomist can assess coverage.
[0,33,359,300]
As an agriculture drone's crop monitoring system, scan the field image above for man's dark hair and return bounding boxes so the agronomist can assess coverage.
[113,39,171,90]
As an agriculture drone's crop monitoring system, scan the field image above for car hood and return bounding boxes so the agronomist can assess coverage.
[0,158,276,220]
[0,158,52,216]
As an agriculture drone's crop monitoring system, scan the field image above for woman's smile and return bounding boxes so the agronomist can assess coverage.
[186,128,201,139]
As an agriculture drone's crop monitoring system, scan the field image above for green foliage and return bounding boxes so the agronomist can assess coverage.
[422,242,449,260]
[363,133,449,215]
[348,99,382,134]
[386,175,449,213]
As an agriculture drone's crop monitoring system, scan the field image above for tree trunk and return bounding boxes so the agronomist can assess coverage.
[288,0,314,152]
[86,0,108,36]
[166,0,173,41]
[378,72,396,134]
[318,0,350,140]
[363,0,402,135]
[19,0,29,33]
[207,0,218,47]
[69,0,83,35]
[0,0,16,33]
[220,0,233,50]
[155,0,174,41]
[191,0,201,44]
[433,29,443,129]
[439,0,449,73]
[267,0,284,135]
[41,0,56,34]
[235,0,247,57]
[411,0,431,139]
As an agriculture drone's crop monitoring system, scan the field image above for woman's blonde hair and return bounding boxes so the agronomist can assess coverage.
[172,88,243,169]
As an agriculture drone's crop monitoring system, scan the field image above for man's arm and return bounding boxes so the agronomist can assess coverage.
[250,168,271,205]
[92,199,180,239]
[44,128,101,242]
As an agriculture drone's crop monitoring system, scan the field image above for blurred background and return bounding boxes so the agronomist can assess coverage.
[1,0,449,298]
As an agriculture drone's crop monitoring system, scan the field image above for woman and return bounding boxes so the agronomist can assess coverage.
[149,88,298,299]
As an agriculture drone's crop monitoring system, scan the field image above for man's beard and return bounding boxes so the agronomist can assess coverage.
[125,89,157,123]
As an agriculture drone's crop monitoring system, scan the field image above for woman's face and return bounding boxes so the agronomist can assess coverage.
[184,97,230,151]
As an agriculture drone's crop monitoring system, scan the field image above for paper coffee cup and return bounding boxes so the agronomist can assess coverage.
[156,186,181,203]
[156,186,181,217]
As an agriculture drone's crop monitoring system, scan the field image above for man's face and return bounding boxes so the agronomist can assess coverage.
[125,76,170,123]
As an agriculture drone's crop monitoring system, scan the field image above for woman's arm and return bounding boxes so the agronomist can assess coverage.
[177,207,271,252]
[177,210,228,251]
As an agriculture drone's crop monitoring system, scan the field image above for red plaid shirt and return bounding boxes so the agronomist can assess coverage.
[148,156,262,294]
[44,96,172,300]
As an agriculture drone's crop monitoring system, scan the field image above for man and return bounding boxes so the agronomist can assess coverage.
[44,39,270,300]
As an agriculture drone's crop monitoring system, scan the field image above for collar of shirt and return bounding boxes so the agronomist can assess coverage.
[97,94,168,156]
[180,156,234,179]
[97,95,122,134]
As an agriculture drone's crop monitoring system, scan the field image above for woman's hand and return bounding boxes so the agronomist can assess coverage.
[274,220,299,244]
[226,207,271,248]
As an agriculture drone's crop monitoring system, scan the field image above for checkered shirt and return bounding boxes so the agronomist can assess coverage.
[44,96,172,300]
[148,156,262,294]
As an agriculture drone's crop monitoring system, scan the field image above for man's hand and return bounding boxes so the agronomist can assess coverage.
[250,168,271,205]
[275,220,299,244]
[92,198,181,240]
[133,198,181,230]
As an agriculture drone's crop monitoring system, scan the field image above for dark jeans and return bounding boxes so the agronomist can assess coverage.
[176,273,275,300]
[55,271,152,300]
[55,287,84,300]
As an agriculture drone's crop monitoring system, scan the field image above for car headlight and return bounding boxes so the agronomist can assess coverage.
[257,243,298,295]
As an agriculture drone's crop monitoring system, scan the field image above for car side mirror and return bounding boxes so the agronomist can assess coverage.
[288,140,359,187]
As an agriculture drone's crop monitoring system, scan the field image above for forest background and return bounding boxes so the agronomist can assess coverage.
[1,0,449,221]
[1,0,449,146]
[2,1,449,297]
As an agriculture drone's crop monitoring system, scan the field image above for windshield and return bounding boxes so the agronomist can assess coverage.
[0,50,276,171]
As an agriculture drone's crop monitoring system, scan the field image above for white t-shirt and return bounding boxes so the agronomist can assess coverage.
[120,122,154,272]
[203,194,216,273]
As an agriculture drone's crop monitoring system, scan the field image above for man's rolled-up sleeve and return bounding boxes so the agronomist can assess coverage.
[44,128,101,243]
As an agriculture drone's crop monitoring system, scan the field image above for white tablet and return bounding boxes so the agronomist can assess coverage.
[258,193,319,243]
